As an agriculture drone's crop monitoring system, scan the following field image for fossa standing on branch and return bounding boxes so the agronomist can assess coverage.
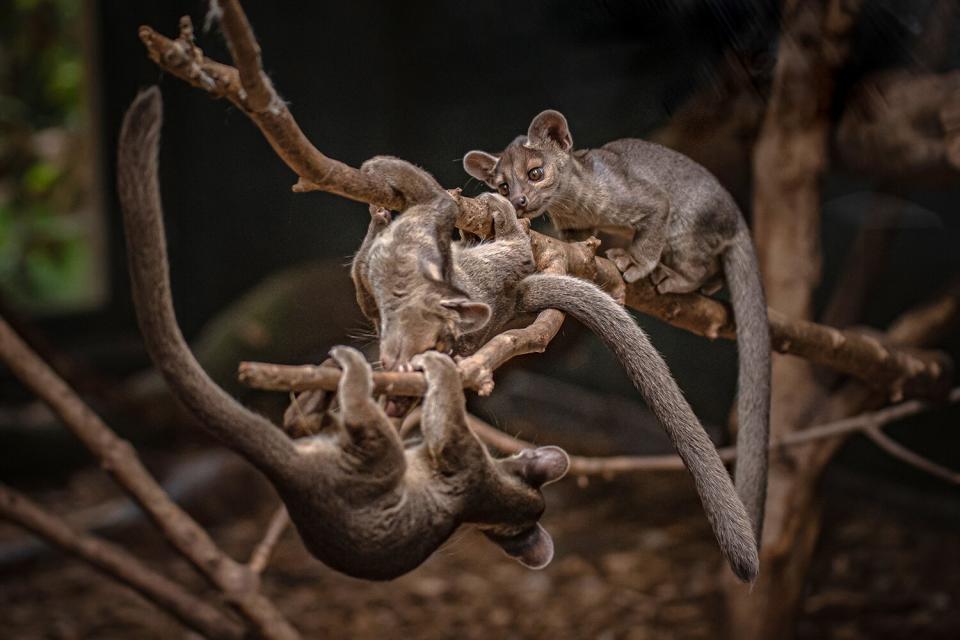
[463,110,771,544]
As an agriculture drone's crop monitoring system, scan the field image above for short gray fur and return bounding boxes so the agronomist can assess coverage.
[352,156,759,581]
[463,110,771,547]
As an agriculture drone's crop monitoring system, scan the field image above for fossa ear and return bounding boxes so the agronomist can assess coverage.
[501,446,570,487]
[440,297,491,333]
[463,150,499,182]
[527,110,573,152]
[418,253,445,283]
[485,523,555,570]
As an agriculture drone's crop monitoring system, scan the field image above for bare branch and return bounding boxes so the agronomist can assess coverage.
[138,15,400,212]
[239,360,427,395]
[837,70,960,181]
[887,278,960,348]
[239,287,952,402]
[248,506,290,574]
[465,414,690,473]
[0,484,244,640]
[463,388,960,477]
[864,427,960,485]
[0,317,300,640]
[141,11,951,400]
[457,310,565,395]
[217,0,273,111]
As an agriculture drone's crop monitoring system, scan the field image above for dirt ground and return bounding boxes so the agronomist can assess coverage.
[1,462,958,639]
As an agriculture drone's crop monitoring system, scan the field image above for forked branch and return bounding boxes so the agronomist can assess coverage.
[0,316,299,640]
[139,6,951,400]
[0,483,244,640]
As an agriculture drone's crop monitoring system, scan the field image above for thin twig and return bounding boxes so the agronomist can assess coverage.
[141,10,952,401]
[0,317,300,640]
[461,388,960,478]
[0,483,244,640]
[864,427,960,484]
[248,506,290,574]
[217,0,273,111]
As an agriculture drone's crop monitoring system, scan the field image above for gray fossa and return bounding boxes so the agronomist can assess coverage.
[118,87,572,580]
[463,110,771,546]
[350,155,759,581]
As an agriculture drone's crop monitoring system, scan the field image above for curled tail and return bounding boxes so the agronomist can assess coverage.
[518,274,758,582]
[722,225,771,546]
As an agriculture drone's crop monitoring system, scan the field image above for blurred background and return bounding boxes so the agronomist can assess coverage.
[1,1,958,638]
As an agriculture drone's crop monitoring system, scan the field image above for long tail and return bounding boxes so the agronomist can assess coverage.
[518,274,758,582]
[722,224,771,546]
[117,87,297,478]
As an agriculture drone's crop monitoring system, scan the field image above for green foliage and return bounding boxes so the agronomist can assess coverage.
[0,0,100,312]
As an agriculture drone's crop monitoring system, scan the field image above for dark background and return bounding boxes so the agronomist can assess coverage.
[89,0,959,423]
[2,2,959,637]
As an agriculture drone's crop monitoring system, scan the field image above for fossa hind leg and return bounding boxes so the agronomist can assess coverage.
[410,351,483,473]
[651,236,721,295]
[330,346,403,472]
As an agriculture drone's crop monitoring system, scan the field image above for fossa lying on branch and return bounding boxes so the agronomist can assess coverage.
[117,86,570,580]
[349,155,759,581]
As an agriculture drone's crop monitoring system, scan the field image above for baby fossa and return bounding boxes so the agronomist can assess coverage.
[117,87,570,580]
[463,110,771,545]
[350,156,759,581]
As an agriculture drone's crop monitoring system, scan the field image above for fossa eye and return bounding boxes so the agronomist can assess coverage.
[498,183,510,196]
[528,167,544,181]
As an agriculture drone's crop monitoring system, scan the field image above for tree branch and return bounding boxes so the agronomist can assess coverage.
[238,292,952,402]
[0,316,300,640]
[0,484,244,640]
[139,13,400,213]
[142,10,951,401]
[863,427,960,485]
[248,505,290,574]
[463,388,960,478]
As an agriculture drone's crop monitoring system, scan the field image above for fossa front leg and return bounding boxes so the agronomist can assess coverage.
[606,198,670,284]
[477,192,527,240]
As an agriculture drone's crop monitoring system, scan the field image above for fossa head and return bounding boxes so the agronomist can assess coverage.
[362,207,491,372]
[463,110,573,219]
